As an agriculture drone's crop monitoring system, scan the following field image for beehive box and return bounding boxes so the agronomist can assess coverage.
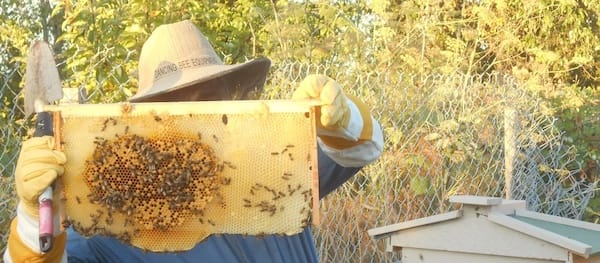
[44,100,319,252]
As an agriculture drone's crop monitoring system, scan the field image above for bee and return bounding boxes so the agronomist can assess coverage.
[257,232,266,239]
[301,218,309,227]
[286,144,295,148]
[270,152,279,155]
[101,119,109,131]
[75,196,81,204]
[154,115,162,122]
[89,213,100,222]
[223,161,237,169]
[94,226,106,236]
[212,134,219,142]
[61,219,71,228]
[207,219,216,226]
[269,189,277,196]
[221,114,228,125]
[126,207,134,217]
[120,103,132,114]
[288,153,294,161]
[168,200,178,210]
[221,177,231,185]
[281,173,292,180]
[124,126,129,134]
[193,208,204,217]
[119,232,131,243]
[303,191,311,202]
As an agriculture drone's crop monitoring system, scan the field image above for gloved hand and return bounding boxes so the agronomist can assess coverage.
[293,74,350,132]
[14,136,66,218]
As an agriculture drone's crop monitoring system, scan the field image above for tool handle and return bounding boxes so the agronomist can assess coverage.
[33,111,53,137]
[39,188,53,252]
[33,111,54,253]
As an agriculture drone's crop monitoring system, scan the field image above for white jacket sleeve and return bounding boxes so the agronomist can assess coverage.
[3,203,68,263]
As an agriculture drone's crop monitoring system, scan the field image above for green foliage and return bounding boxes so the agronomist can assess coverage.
[0,0,45,184]
[0,0,40,118]
[370,0,600,218]
[552,86,600,181]
[56,0,142,102]
[54,0,281,101]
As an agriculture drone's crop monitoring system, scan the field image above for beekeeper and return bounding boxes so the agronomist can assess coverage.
[4,20,383,262]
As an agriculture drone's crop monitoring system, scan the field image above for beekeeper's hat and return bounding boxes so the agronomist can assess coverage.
[130,20,271,102]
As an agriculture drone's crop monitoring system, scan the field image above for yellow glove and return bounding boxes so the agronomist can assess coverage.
[293,74,350,131]
[14,136,66,218]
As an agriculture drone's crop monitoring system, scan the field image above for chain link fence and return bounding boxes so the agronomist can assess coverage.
[0,46,594,262]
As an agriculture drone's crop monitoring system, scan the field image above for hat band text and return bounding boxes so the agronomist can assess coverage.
[154,56,220,81]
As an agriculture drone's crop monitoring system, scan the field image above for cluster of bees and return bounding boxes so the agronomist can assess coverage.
[243,182,312,222]
[80,131,229,235]
[240,143,314,228]
[70,209,137,244]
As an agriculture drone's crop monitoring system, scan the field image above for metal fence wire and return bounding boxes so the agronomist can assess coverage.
[0,46,594,262]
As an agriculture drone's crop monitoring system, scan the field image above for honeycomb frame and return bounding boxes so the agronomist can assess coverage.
[45,100,319,252]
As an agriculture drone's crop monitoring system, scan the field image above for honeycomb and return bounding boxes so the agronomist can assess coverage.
[51,100,318,252]
[84,134,224,230]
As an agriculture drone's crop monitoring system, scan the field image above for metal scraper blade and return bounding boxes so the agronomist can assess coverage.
[24,40,63,117]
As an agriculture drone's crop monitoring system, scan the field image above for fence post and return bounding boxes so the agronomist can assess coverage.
[504,107,517,199]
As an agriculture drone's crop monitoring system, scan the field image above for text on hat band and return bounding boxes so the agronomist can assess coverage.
[154,56,220,81]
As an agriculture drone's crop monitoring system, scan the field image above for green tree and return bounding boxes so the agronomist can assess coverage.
[365,0,599,215]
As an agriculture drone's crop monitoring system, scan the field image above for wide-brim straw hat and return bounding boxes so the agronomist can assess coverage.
[129,20,271,102]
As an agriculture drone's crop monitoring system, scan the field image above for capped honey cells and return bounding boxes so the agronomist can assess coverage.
[82,133,229,233]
